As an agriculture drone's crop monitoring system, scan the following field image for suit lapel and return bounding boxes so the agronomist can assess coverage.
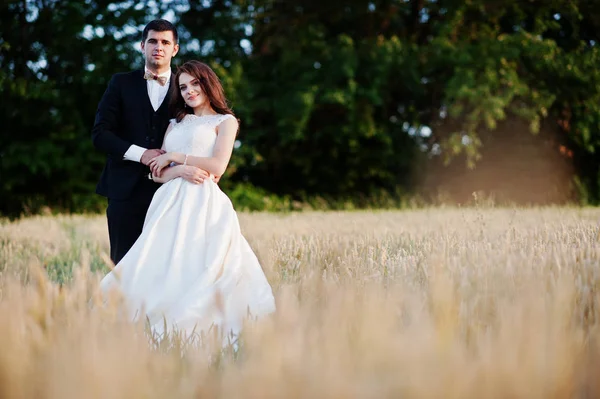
[135,69,153,132]
[160,72,177,112]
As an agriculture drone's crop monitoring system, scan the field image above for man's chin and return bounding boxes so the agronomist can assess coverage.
[147,59,164,68]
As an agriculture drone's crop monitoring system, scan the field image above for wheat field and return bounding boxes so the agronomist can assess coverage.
[1,207,599,398]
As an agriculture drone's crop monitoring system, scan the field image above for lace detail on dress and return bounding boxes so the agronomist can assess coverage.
[164,113,235,157]
[172,113,234,128]
[167,143,196,154]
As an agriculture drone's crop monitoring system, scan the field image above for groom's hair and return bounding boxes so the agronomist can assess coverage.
[142,19,178,43]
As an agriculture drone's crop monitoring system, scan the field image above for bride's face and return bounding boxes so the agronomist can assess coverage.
[179,72,208,110]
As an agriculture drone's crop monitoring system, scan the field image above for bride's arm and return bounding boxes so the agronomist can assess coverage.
[161,122,175,151]
[153,121,216,183]
[150,165,210,185]
[149,117,238,177]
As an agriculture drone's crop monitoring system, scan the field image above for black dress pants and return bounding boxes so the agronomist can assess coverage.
[106,179,159,265]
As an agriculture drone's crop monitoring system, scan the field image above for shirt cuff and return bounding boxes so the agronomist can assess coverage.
[123,144,147,163]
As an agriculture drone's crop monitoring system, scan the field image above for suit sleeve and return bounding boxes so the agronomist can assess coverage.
[91,74,133,159]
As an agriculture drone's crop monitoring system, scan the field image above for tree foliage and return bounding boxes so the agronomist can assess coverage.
[2,0,600,216]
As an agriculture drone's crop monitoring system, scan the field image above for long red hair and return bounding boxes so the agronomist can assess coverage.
[170,60,236,123]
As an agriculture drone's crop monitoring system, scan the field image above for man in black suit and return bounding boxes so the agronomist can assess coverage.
[92,19,184,264]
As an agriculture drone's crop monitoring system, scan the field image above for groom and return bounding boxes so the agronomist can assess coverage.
[92,19,181,264]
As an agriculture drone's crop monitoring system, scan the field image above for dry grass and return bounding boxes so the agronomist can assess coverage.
[1,207,599,398]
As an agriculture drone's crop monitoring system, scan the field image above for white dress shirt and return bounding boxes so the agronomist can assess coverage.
[123,67,172,163]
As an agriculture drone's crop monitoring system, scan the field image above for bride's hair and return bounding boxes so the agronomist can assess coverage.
[170,60,237,123]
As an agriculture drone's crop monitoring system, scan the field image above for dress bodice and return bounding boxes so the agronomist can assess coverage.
[164,113,235,157]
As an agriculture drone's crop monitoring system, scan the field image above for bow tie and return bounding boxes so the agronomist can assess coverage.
[144,71,168,86]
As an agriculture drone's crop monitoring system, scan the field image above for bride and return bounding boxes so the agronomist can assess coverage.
[99,60,276,343]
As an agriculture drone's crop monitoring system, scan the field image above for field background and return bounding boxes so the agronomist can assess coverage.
[1,207,599,398]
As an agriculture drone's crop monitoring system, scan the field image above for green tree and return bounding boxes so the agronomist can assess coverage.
[0,0,151,215]
[180,1,422,200]
[3,0,600,216]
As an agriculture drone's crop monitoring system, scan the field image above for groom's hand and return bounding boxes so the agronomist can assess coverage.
[141,149,165,166]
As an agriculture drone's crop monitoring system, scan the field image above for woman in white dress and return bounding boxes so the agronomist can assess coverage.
[99,60,276,343]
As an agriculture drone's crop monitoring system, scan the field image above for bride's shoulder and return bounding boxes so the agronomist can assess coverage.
[216,113,236,123]
[200,113,237,127]
[171,113,236,130]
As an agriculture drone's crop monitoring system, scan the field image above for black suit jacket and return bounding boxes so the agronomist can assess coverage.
[92,69,176,200]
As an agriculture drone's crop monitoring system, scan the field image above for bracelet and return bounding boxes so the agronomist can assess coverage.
[183,154,188,166]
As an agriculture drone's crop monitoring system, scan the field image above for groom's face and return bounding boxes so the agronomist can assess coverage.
[141,30,179,72]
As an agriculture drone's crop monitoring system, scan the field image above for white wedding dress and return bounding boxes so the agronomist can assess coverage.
[100,113,276,343]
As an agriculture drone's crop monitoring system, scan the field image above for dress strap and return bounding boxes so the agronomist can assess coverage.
[216,114,235,124]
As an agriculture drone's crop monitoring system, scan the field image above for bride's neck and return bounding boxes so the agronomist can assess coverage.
[193,106,217,116]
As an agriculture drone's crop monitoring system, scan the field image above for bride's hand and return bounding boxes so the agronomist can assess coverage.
[180,166,209,184]
[148,153,173,177]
